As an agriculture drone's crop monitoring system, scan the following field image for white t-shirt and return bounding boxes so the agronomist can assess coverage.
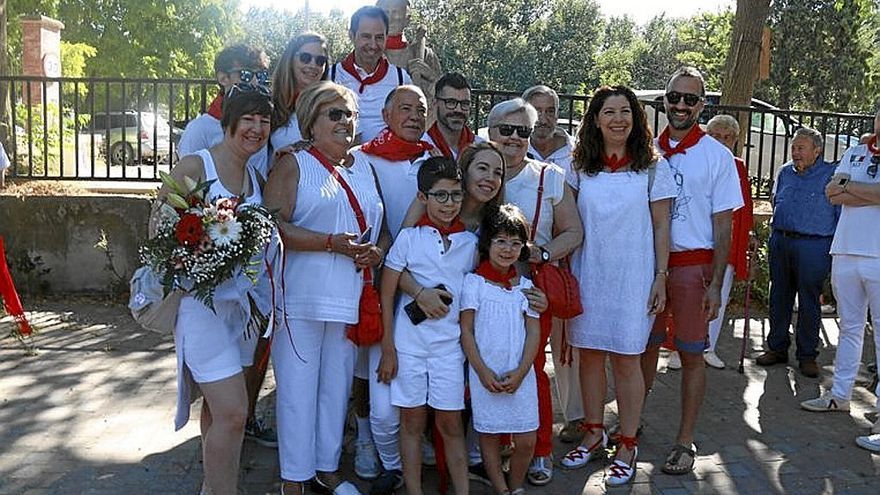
[528,132,575,175]
[422,131,485,161]
[385,226,478,357]
[0,142,9,171]
[658,134,744,252]
[178,113,270,181]
[353,148,431,238]
[331,59,411,143]
[505,159,567,246]
[830,143,880,257]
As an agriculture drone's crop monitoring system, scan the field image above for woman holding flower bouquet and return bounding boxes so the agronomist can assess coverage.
[152,84,273,495]
[264,81,389,495]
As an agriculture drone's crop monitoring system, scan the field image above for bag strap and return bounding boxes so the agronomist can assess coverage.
[397,66,404,85]
[331,63,337,82]
[530,164,546,243]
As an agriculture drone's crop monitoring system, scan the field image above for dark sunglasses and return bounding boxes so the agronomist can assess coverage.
[230,68,270,86]
[297,52,328,67]
[226,82,272,100]
[869,155,879,179]
[327,107,357,122]
[665,91,703,106]
[494,124,532,138]
[437,97,471,111]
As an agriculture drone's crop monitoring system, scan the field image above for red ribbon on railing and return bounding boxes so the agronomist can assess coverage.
[0,236,33,337]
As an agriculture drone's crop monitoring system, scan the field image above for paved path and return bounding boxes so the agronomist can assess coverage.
[1,299,878,494]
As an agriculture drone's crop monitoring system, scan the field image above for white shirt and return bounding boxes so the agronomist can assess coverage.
[505,159,567,246]
[0,142,9,171]
[658,134,744,252]
[331,60,411,143]
[385,226,478,357]
[270,114,302,151]
[353,148,430,238]
[830,143,880,257]
[528,131,575,175]
[178,113,270,181]
[422,131,485,161]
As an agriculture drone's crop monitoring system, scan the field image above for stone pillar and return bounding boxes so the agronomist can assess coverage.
[20,15,64,107]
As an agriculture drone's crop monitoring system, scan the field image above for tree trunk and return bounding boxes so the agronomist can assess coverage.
[720,0,772,157]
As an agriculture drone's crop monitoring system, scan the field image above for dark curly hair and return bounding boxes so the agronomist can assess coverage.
[572,85,658,176]
[477,203,530,262]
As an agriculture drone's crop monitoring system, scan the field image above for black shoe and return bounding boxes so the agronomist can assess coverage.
[755,350,788,366]
[467,463,492,486]
[369,469,403,495]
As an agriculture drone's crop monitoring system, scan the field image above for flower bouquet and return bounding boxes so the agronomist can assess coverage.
[139,172,276,311]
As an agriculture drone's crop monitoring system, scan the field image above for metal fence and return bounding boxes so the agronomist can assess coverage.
[2,76,874,199]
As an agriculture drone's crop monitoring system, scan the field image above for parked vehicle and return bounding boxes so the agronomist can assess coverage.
[83,111,177,167]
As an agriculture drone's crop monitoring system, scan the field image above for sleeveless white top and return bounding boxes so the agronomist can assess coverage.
[282,149,385,323]
[196,148,262,205]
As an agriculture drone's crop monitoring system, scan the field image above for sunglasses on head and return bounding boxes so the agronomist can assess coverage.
[869,154,879,179]
[494,124,532,138]
[226,82,272,100]
[327,107,357,122]
[297,52,328,67]
[665,91,703,106]
[229,68,270,86]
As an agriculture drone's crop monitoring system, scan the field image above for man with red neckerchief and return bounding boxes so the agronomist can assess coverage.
[801,108,880,454]
[331,6,412,144]
[423,73,483,160]
[641,67,743,476]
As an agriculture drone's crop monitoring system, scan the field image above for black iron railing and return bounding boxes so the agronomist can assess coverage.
[1,77,873,199]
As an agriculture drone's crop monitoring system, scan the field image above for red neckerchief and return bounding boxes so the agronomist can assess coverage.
[207,94,223,119]
[341,51,390,93]
[427,122,475,158]
[868,135,880,155]
[415,213,466,237]
[658,125,705,159]
[475,259,517,289]
[386,34,408,50]
[361,127,434,162]
[602,152,631,172]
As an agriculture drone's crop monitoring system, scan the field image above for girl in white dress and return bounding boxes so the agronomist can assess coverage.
[460,204,541,495]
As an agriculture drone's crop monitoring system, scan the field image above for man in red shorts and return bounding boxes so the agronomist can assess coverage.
[641,67,744,475]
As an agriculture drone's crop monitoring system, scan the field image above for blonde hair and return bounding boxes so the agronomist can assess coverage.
[272,32,328,130]
[295,81,358,141]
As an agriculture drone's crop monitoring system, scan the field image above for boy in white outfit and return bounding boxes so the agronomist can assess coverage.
[378,157,475,495]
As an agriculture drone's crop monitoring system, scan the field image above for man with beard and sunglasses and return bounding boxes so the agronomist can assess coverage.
[641,67,743,476]
[423,73,482,160]
[801,107,880,454]
[523,85,577,176]
[179,44,271,180]
[331,6,412,144]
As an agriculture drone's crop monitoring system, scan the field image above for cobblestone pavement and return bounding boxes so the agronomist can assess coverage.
[1,299,878,495]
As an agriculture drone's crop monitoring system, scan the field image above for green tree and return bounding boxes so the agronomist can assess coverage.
[240,6,348,69]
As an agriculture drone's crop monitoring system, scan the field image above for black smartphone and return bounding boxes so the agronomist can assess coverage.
[404,284,452,325]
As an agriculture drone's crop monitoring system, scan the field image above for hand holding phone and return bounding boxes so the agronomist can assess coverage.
[404,284,452,325]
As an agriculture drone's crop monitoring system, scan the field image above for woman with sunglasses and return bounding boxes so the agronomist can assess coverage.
[271,32,330,151]
[559,85,675,485]
[485,98,583,487]
[264,81,389,495]
[157,85,273,495]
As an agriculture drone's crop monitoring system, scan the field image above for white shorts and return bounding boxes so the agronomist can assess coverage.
[177,296,256,383]
[391,350,465,411]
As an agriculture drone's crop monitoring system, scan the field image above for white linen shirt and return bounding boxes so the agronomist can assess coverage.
[353,148,430,237]
[178,113,270,181]
[528,131,575,175]
[385,226,478,357]
[331,60,411,143]
[830,143,880,257]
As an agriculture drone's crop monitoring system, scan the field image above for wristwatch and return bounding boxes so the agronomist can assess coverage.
[538,246,551,263]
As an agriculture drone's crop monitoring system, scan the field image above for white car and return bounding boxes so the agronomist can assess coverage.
[83,111,175,166]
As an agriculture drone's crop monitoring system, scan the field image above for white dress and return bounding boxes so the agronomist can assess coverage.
[461,273,539,434]
[567,162,677,355]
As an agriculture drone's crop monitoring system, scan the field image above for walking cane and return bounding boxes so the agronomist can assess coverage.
[738,240,757,374]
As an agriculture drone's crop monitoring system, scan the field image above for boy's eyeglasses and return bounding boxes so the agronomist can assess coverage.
[228,68,271,86]
[868,154,879,179]
[665,91,703,106]
[226,83,272,100]
[327,108,357,122]
[493,124,532,138]
[436,97,471,111]
[425,190,465,204]
[297,52,328,67]
[491,238,524,250]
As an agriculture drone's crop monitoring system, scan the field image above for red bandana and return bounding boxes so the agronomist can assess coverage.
[427,122,476,158]
[415,213,466,237]
[386,34,408,50]
[207,94,224,120]
[658,125,706,159]
[361,127,434,162]
[341,51,390,93]
[602,152,631,172]
[868,135,880,156]
[475,259,517,289]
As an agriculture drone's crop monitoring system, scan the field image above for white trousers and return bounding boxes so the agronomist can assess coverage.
[367,344,402,471]
[273,319,356,481]
[707,265,736,352]
[549,317,584,422]
[829,255,880,405]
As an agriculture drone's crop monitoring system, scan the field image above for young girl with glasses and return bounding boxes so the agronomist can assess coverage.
[459,203,541,495]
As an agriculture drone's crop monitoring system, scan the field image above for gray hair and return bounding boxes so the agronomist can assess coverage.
[706,114,740,135]
[666,66,706,97]
[793,127,823,150]
[522,85,559,108]
[487,98,538,128]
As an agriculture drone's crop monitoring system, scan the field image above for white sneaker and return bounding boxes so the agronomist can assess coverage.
[703,350,725,369]
[422,437,436,467]
[800,392,850,413]
[856,433,880,452]
[667,351,682,370]
[354,440,381,480]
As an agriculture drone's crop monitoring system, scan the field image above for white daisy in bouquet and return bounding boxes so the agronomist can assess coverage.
[140,172,276,311]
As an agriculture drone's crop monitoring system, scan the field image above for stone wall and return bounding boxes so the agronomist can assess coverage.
[0,194,150,294]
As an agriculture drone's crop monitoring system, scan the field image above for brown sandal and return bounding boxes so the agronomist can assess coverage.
[661,444,696,475]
